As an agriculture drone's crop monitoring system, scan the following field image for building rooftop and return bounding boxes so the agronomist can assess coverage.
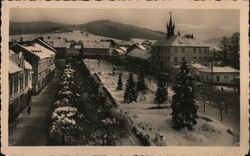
[34,38,57,52]
[127,44,151,60]
[18,43,55,59]
[24,61,32,70]
[83,41,111,49]
[9,60,22,74]
[189,62,208,69]
[114,48,127,55]
[153,35,209,47]
[43,38,68,48]
[198,66,239,73]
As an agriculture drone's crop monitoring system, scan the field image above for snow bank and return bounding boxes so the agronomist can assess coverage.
[200,122,221,133]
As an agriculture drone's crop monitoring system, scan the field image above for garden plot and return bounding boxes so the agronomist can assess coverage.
[84,59,239,146]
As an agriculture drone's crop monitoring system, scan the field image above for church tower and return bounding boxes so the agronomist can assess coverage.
[166,12,175,39]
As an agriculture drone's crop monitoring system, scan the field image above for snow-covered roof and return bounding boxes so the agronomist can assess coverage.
[131,38,145,44]
[189,62,208,69]
[19,43,55,59]
[74,44,82,49]
[118,46,127,52]
[43,38,68,48]
[24,60,32,70]
[131,38,157,45]
[34,38,57,52]
[153,35,209,48]
[116,40,134,46]
[198,66,239,73]
[127,47,151,59]
[83,41,110,49]
[9,60,22,74]
[136,43,147,51]
[114,48,126,55]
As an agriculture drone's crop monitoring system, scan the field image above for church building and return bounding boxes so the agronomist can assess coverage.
[151,13,210,69]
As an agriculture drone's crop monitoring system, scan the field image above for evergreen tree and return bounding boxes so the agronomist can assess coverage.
[228,32,240,69]
[154,72,168,109]
[136,69,147,93]
[171,59,198,130]
[117,73,123,90]
[124,73,137,103]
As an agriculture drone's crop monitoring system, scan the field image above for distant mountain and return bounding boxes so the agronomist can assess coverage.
[9,21,74,35]
[10,20,165,41]
[78,20,165,41]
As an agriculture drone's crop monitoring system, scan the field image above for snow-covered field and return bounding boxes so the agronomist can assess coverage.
[84,59,239,146]
[10,31,122,43]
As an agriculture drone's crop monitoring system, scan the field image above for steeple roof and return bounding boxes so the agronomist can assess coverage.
[166,12,175,39]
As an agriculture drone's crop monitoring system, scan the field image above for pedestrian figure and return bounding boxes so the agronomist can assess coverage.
[98,59,100,68]
[27,105,31,115]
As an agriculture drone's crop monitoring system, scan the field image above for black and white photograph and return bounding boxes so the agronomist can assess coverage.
[1,1,249,156]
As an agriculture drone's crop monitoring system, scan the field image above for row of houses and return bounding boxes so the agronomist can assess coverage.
[9,39,56,121]
[172,62,239,85]
[78,37,239,86]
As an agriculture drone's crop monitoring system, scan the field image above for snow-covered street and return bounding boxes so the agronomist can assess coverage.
[83,59,239,146]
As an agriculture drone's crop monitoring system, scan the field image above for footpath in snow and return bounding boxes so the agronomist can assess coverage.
[83,59,239,146]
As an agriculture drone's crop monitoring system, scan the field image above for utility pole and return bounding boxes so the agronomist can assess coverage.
[209,50,215,106]
[220,100,224,121]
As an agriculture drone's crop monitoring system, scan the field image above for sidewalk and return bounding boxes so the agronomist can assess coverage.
[9,77,59,146]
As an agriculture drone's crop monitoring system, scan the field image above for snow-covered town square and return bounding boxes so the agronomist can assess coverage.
[8,9,240,146]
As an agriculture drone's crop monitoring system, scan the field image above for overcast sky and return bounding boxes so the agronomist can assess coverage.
[10,9,239,40]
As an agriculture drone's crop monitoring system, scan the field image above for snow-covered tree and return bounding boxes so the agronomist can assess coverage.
[100,117,120,145]
[136,69,147,93]
[49,106,87,145]
[116,73,123,90]
[124,73,137,103]
[154,72,168,108]
[171,59,198,130]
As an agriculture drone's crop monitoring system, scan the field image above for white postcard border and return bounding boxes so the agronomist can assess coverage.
[1,1,249,156]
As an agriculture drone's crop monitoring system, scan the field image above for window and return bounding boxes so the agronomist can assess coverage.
[216,76,220,82]
[168,57,170,61]
[199,49,202,54]
[198,57,201,59]
[193,48,196,54]
[182,57,185,61]
[167,48,170,53]
[20,76,23,89]
[25,74,28,87]
[182,48,185,53]
[174,57,178,62]
[193,57,196,59]
[174,48,178,52]
[204,49,207,54]
[14,77,18,93]
[206,76,208,81]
